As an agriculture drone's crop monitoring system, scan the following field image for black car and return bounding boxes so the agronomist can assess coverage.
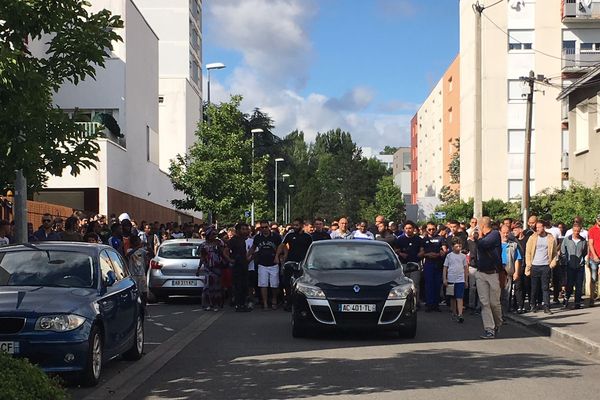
[0,242,145,386]
[288,240,417,338]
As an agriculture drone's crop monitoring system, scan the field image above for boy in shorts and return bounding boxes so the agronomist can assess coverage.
[443,239,469,323]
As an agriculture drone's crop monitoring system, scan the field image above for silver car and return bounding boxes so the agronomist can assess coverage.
[147,239,206,303]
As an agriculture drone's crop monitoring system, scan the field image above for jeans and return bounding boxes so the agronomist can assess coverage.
[514,273,525,310]
[530,265,551,307]
[475,271,503,331]
[232,264,248,307]
[500,275,513,316]
[552,264,565,302]
[468,266,479,310]
[565,267,585,305]
[423,262,442,306]
[590,259,599,300]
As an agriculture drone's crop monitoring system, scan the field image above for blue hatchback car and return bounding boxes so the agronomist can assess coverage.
[0,242,145,386]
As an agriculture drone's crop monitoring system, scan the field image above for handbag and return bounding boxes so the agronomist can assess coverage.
[446,283,455,297]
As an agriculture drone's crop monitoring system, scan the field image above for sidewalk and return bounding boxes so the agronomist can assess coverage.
[506,301,600,359]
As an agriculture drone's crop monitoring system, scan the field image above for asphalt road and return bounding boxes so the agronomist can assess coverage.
[84,304,600,400]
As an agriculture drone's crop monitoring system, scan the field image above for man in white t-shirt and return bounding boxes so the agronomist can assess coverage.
[443,239,468,323]
[350,221,374,240]
[565,216,589,240]
[0,220,10,246]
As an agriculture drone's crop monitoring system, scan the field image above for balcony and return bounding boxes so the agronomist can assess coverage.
[562,50,600,71]
[75,122,126,148]
[563,0,600,23]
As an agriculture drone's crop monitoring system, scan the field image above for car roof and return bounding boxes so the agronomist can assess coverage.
[160,238,205,245]
[310,240,391,247]
[0,241,111,256]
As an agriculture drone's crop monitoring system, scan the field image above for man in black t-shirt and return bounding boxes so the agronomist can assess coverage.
[248,220,282,310]
[393,221,424,306]
[311,217,331,242]
[229,223,251,312]
[277,218,313,311]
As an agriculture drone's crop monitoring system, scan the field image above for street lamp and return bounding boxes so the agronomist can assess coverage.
[281,174,290,223]
[250,128,264,226]
[288,184,295,224]
[274,158,284,223]
[206,62,226,118]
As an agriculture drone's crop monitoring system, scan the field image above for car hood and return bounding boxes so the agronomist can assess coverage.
[302,269,407,287]
[0,286,96,314]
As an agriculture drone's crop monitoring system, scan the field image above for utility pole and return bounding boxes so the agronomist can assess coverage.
[14,170,28,244]
[521,70,537,223]
[473,1,484,221]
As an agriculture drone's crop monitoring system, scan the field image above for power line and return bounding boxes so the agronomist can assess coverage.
[481,11,600,64]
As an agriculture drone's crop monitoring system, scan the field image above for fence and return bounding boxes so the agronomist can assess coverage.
[0,196,75,229]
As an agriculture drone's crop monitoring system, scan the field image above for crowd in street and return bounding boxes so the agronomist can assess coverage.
[1,210,599,340]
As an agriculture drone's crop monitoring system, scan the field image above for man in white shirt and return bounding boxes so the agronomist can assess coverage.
[565,216,589,240]
[350,221,374,240]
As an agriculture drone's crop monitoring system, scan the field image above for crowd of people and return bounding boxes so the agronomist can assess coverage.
[1,210,599,339]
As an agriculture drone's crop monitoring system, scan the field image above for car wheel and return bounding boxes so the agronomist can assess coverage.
[123,314,144,360]
[398,314,417,339]
[81,325,103,387]
[147,290,167,304]
[291,309,307,338]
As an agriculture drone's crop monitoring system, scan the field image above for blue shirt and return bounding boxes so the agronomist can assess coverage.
[394,235,423,263]
[501,242,522,265]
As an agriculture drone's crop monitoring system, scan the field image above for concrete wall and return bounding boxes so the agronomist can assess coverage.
[568,86,600,185]
[443,56,461,189]
[410,115,418,204]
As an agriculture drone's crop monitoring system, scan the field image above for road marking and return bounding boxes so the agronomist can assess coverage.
[164,327,174,332]
[144,342,162,345]
[192,308,202,312]
[173,311,184,315]
[83,312,222,400]
[153,322,164,326]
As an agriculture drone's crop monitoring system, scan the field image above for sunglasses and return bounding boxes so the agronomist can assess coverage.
[427,228,436,232]
[42,219,52,223]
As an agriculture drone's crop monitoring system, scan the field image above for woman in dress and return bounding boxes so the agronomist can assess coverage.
[198,227,231,311]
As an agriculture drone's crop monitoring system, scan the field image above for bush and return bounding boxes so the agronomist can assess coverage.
[434,198,521,223]
[0,352,67,400]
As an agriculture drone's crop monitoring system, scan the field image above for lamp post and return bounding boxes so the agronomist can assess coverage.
[288,184,295,224]
[250,128,264,227]
[281,173,290,224]
[205,62,225,224]
[274,158,284,223]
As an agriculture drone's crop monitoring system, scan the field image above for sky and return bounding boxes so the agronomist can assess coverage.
[203,0,459,151]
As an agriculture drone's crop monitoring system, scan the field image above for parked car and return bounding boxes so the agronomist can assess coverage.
[289,240,417,339]
[147,239,205,303]
[0,242,145,386]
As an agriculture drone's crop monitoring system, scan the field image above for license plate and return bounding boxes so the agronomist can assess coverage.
[339,304,376,312]
[172,280,197,286]
[0,341,19,355]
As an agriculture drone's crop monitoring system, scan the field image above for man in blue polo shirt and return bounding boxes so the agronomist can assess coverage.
[394,220,424,306]
[422,222,447,312]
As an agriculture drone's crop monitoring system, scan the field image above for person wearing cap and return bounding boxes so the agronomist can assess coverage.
[588,214,600,306]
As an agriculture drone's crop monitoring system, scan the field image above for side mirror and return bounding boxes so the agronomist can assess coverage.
[403,262,420,274]
[284,261,301,272]
[105,270,117,287]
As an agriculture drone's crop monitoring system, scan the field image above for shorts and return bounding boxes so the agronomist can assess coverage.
[449,282,465,299]
[221,267,233,289]
[258,265,280,288]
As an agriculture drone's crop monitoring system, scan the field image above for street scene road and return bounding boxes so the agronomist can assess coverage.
[69,301,600,400]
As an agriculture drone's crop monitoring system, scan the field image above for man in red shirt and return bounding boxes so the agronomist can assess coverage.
[588,214,600,306]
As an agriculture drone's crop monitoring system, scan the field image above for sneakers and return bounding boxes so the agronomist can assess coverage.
[543,306,552,314]
[480,330,495,339]
[457,315,464,323]
[562,299,569,309]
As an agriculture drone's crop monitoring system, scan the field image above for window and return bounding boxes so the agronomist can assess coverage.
[100,251,113,282]
[508,79,526,101]
[508,179,536,201]
[448,76,454,92]
[580,43,600,53]
[508,130,536,154]
[508,29,534,52]
[107,251,127,280]
[575,103,589,153]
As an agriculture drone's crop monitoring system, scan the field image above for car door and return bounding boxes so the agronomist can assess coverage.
[107,250,136,347]
[98,250,121,355]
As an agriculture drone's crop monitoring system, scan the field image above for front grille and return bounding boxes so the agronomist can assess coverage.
[0,317,26,334]
[380,307,403,323]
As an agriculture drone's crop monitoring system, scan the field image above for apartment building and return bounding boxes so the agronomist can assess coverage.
[32,0,203,222]
[459,0,598,202]
[410,56,461,206]
[392,147,412,205]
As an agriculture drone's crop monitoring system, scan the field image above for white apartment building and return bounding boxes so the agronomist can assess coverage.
[392,147,412,205]
[32,0,203,222]
[459,0,598,202]
[362,147,394,169]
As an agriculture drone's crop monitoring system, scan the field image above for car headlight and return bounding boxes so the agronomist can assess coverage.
[296,282,326,299]
[388,284,413,300]
[35,314,86,332]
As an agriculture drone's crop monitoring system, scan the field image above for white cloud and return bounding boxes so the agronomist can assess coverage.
[205,0,412,151]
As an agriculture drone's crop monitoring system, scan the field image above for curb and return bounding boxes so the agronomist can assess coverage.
[505,313,600,360]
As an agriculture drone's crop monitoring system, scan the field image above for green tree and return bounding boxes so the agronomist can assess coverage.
[361,175,405,222]
[530,182,600,226]
[0,0,123,192]
[169,96,261,224]
[379,146,399,155]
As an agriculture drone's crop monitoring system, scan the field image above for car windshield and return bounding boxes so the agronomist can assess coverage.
[305,244,399,271]
[0,250,94,288]
[158,243,201,259]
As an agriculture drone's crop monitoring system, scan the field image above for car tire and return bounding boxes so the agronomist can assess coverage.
[81,325,103,387]
[123,314,144,361]
[147,290,167,304]
[291,310,308,338]
[398,314,417,339]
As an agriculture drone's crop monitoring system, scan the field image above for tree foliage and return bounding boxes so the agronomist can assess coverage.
[379,146,399,155]
[0,0,123,192]
[530,182,600,226]
[434,198,521,223]
[360,175,405,223]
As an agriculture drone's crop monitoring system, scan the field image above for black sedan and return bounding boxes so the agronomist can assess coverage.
[288,240,417,338]
[0,242,145,386]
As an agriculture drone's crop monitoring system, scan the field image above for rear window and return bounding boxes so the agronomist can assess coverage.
[0,250,94,288]
[306,244,399,271]
[158,243,201,259]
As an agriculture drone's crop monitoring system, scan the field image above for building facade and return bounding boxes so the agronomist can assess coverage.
[392,147,412,205]
[459,0,596,203]
[32,0,203,223]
